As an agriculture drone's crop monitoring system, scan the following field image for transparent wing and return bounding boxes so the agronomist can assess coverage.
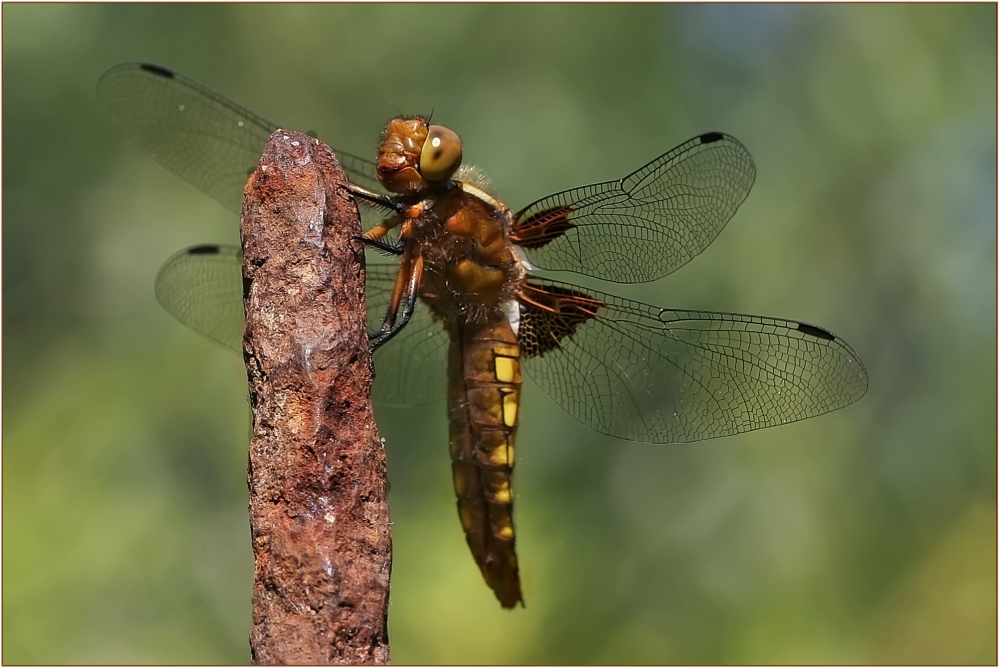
[518,278,868,443]
[511,132,755,284]
[97,62,385,215]
[154,246,446,405]
[155,244,245,352]
[366,264,449,407]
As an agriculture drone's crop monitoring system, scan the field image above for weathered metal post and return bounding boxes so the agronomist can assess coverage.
[241,130,391,664]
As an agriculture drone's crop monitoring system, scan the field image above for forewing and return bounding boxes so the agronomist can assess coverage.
[154,251,447,407]
[155,244,245,352]
[366,264,449,407]
[518,278,868,443]
[512,132,755,284]
[97,62,385,215]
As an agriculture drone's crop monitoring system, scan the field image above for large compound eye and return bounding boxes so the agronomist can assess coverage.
[419,124,462,182]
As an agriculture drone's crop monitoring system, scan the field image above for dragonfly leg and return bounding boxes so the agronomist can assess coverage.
[355,236,405,256]
[368,253,423,353]
[367,283,418,352]
[345,184,405,214]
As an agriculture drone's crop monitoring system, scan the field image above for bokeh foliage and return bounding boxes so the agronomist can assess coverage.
[3,3,995,664]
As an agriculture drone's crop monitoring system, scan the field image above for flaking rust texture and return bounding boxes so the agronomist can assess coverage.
[241,130,391,665]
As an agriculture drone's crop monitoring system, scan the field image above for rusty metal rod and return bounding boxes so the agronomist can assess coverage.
[241,129,391,665]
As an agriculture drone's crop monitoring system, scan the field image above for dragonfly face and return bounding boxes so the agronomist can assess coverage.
[99,62,869,609]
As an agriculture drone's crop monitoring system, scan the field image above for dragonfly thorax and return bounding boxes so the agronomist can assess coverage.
[413,185,525,327]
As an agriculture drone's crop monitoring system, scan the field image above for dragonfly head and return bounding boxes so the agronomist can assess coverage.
[377,116,463,194]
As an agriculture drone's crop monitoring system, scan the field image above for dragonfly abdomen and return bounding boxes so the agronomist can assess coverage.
[447,316,523,608]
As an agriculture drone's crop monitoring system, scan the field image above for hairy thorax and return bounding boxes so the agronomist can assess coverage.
[414,182,525,326]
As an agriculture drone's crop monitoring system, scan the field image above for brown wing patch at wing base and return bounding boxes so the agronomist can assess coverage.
[510,205,575,249]
[517,281,603,357]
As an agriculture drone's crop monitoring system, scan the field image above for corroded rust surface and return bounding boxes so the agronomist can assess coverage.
[241,130,390,665]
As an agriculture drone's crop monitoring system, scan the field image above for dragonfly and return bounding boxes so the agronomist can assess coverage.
[98,62,868,609]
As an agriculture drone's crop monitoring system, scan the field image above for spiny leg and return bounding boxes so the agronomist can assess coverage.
[368,252,424,353]
[345,184,404,214]
[356,236,405,256]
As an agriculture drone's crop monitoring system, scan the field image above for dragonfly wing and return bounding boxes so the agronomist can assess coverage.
[511,132,755,284]
[336,150,387,196]
[517,278,868,443]
[155,248,446,405]
[155,244,245,352]
[366,264,449,407]
[97,63,386,215]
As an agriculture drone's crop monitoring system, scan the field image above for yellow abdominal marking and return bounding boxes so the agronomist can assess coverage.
[459,505,476,533]
[490,440,514,466]
[502,391,518,427]
[495,523,515,541]
[494,356,516,383]
[453,467,468,496]
[494,344,518,358]
[492,479,512,504]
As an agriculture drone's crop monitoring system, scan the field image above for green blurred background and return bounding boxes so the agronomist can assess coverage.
[4,3,996,664]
